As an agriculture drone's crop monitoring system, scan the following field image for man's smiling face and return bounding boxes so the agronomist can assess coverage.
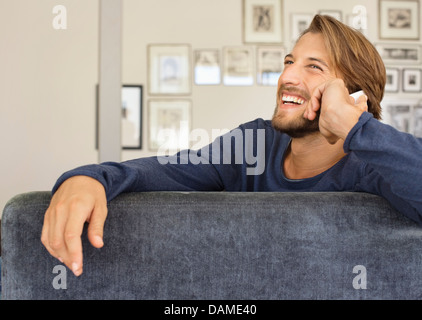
[272,32,337,138]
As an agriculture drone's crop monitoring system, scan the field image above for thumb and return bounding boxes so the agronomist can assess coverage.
[87,203,107,248]
[355,94,369,113]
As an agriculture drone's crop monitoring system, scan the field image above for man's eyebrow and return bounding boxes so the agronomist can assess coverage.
[308,57,329,68]
[284,54,329,68]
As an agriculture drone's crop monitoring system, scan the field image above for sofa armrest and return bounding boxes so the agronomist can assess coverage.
[2,191,422,300]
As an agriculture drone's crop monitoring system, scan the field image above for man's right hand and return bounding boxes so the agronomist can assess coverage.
[41,175,108,276]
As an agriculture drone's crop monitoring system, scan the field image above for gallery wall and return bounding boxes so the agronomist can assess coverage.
[1,0,421,216]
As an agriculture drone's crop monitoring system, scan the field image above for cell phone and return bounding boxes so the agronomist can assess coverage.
[349,90,365,102]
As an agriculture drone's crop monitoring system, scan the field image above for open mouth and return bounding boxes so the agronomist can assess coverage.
[281,94,305,106]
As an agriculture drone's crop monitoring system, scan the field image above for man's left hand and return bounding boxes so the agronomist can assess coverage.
[304,79,368,144]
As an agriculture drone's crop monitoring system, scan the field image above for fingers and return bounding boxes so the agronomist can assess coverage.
[63,202,90,276]
[356,94,369,112]
[305,83,325,121]
[42,199,89,276]
[41,210,56,258]
[303,79,368,143]
[305,80,340,121]
[306,80,368,122]
[40,176,108,277]
[305,97,319,121]
[87,203,107,249]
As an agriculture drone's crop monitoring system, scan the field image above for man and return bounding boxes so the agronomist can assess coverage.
[41,15,422,276]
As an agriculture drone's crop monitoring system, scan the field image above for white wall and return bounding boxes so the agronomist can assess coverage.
[0,0,99,216]
[1,0,421,216]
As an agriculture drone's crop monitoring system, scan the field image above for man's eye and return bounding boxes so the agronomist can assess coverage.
[310,64,323,71]
[284,60,293,65]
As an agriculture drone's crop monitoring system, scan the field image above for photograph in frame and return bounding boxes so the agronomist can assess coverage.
[413,104,422,137]
[148,99,191,152]
[95,84,143,150]
[381,98,419,134]
[389,104,412,133]
[243,0,283,44]
[148,44,191,95]
[223,46,254,86]
[121,85,143,149]
[375,43,421,65]
[379,0,420,40]
[402,68,422,93]
[291,13,313,42]
[256,46,284,86]
[194,49,221,85]
[385,68,400,93]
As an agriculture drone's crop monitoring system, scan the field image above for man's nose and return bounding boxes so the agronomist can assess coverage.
[278,65,301,87]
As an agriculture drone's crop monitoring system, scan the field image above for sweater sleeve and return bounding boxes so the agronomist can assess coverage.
[51,119,269,200]
[51,151,227,201]
[344,112,422,225]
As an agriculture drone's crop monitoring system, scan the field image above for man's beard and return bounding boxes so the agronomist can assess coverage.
[271,85,320,138]
[271,107,320,138]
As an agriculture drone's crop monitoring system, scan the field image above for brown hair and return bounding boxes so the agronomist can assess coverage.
[301,15,386,119]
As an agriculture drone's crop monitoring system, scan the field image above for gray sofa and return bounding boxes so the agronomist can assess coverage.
[2,190,422,300]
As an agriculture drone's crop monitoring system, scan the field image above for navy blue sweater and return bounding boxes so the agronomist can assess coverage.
[53,112,422,225]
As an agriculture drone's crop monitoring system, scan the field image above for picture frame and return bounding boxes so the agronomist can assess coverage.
[96,84,143,150]
[375,43,421,65]
[381,97,420,134]
[148,99,192,152]
[413,105,422,137]
[121,85,143,149]
[243,0,283,44]
[402,68,422,92]
[379,0,420,40]
[256,46,284,86]
[148,44,191,95]
[318,10,343,22]
[291,13,313,42]
[385,68,400,92]
[194,49,221,85]
[223,46,254,86]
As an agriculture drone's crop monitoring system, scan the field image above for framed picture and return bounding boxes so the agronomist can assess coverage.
[256,46,284,86]
[291,13,313,42]
[121,85,143,149]
[402,68,422,92]
[381,97,420,134]
[318,10,342,22]
[413,105,422,137]
[148,99,191,152]
[385,68,400,92]
[223,46,254,86]
[379,0,420,40]
[148,44,191,95]
[96,84,143,150]
[375,43,421,65]
[194,49,221,85]
[243,0,283,44]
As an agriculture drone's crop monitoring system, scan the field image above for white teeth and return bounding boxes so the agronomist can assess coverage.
[282,94,305,105]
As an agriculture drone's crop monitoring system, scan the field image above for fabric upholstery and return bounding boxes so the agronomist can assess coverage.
[2,191,422,300]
